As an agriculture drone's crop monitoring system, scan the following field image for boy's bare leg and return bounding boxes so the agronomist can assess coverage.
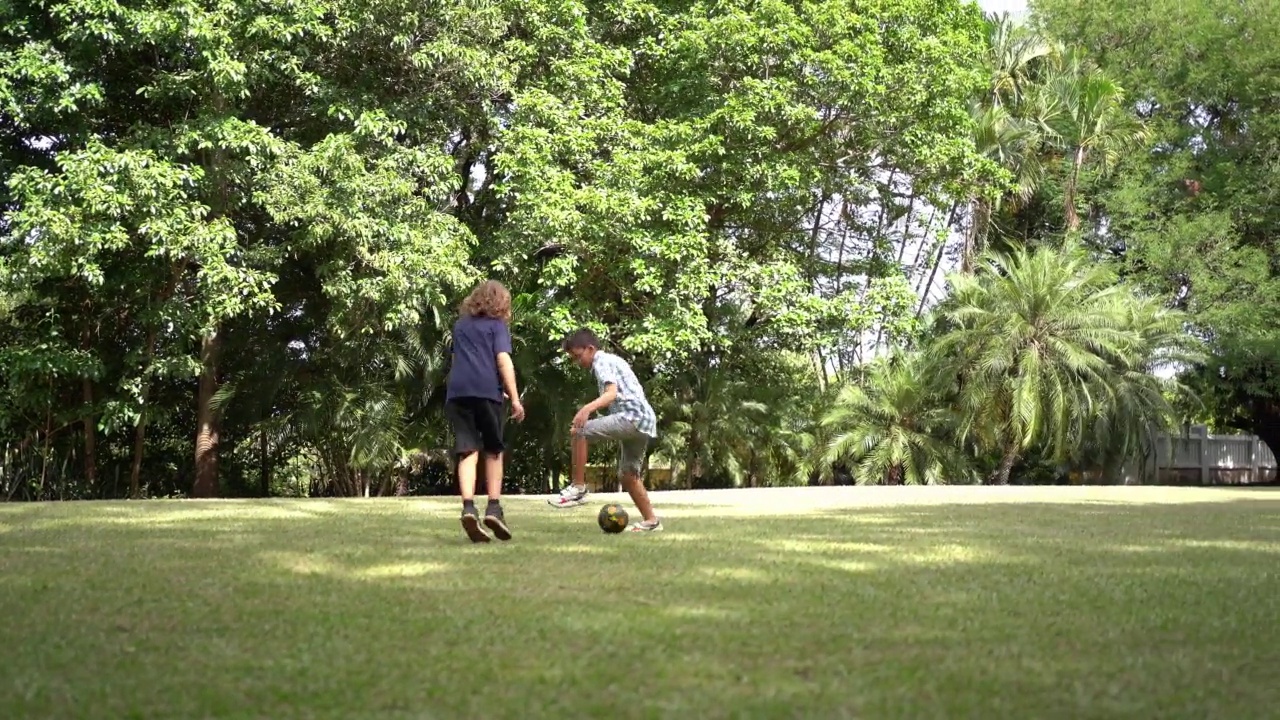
[457,451,479,500]
[549,434,591,508]
[621,472,658,523]
[456,451,489,542]
[483,451,504,500]
[482,451,512,541]
[571,434,588,488]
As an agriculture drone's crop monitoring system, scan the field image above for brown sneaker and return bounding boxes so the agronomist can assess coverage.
[461,507,491,543]
[483,504,512,541]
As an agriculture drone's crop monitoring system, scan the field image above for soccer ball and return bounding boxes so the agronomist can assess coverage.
[597,503,629,534]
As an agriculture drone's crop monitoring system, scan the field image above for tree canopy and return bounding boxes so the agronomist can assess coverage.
[0,1,1264,498]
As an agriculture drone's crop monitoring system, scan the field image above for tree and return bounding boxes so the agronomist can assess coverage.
[1038,51,1149,233]
[1033,0,1280,454]
[932,245,1190,484]
[0,0,1010,499]
[962,13,1056,271]
[0,0,496,497]
[820,354,974,485]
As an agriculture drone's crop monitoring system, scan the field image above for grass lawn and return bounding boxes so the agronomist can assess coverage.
[2,486,1280,719]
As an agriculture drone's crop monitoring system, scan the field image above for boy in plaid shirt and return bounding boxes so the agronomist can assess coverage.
[550,329,662,532]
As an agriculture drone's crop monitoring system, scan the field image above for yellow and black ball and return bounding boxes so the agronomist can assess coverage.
[597,503,629,534]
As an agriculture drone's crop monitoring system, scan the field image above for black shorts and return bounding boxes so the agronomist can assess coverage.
[444,398,505,455]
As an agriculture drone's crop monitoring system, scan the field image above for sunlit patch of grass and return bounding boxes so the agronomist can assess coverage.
[792,556,880,573]
[763,538,897,554]
[1,487,1280,718]
[260,550,343,576]
[23,504,333,530]
[698,566,769,582]
[259,552,452,581]
[761,538,997,567]
[662,604,742,620]
[355,562,449,579]
[1175,539,1280,553]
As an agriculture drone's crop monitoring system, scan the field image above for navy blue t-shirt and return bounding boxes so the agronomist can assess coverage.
[445,315,513,403]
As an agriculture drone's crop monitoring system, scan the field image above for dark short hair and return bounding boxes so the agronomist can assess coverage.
[561,328,600,352]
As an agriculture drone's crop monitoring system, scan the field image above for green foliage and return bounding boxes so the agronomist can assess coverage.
[654,351,826,488]
[1032,0,1280,451]
[821,354,975,485]
[0,0,1215,496]
[931,245,1197,482]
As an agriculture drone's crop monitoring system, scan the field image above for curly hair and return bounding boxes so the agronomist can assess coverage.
[459,280,512,321]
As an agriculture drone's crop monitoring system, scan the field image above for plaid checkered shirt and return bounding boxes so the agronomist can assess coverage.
[591,351,658,437]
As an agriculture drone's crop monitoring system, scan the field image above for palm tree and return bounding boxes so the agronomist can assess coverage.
[982,12,1055,110]
[1039,51,1149,232]
[965,101,1048,271]
[961,13,1057,272]
[820,354,974,485]
[655,367,774,488]
[932,245,1179,484]
[1066,301,1202,479]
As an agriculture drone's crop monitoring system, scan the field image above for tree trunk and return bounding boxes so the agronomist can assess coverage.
[396,466,410,496]
[259,427,271,497]
[808,194,831,382]
[871,191,919,353]
[886,464,903,486]
[80,322,98,491]
[962,197,990,273]
[1065,145,1085,232]
[991,442,1019,485]
[40,397,52,497]
[195,83,230,500]
[915,201,961,319]
[129,324,160,499]
[907,204,940,281]
[82,377,98,491]
[129,418,148,500]
[855,171,899,361]
[193,330,221,498]
[808,193,830,282]
[833,197,851,369]
[894,191,919,265]
[685,434,701,489]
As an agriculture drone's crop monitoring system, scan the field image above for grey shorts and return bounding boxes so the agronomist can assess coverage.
[575,414,650,478]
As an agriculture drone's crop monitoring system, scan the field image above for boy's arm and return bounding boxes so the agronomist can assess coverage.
[572,384,617,429]
[498,352,525,421]
[493,324,524,420]
[581,383,617,415]
[496,352,520,402]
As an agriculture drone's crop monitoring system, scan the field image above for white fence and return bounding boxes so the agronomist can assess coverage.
[1124,425,1278,485]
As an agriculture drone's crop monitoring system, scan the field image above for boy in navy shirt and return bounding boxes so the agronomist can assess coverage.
[444,280,525,542]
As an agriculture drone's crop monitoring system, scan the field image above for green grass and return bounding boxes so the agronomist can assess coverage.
[2,486,1280,719]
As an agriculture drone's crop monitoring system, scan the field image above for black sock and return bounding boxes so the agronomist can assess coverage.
[486,498,501,511]
[462,499,476,512]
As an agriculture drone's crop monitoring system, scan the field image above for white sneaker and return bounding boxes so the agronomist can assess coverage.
[547,484,588,508]
[627,519,663,533]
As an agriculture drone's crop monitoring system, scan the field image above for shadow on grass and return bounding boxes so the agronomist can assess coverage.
[2,497,1280,718]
